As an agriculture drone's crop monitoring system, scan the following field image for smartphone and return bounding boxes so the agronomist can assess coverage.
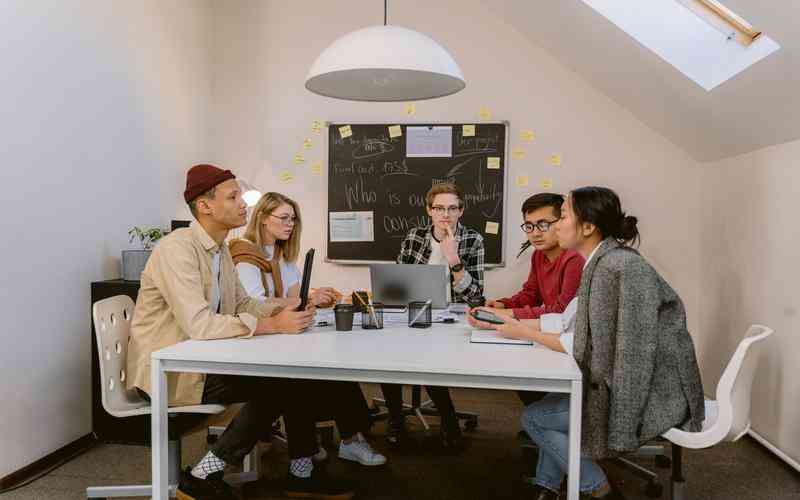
[471,309,506,325]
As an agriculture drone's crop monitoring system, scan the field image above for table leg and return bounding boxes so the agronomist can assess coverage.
[151,359,169,500]
[567,379,582,500]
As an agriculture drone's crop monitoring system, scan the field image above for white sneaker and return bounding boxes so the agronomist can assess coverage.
[313,446,328,462]
[338,435,387,466]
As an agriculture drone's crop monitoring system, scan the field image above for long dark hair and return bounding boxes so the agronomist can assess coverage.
[569,187,640,247]
[517,192,565,258]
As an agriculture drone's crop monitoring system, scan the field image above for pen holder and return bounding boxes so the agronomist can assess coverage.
[352,291,370,313]
[334,304,355,332]
[408,301,432,329]
[361,302,384,330]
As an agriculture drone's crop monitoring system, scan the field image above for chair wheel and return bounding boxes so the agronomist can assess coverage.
[655,455,672,469]
[464,418,478,432]
[206,433,218,445]
[644,481,663,498]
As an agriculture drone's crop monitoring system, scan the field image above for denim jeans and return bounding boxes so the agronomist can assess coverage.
[521,393,608,493]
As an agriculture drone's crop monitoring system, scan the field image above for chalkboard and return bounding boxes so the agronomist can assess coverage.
[326,123,507,266]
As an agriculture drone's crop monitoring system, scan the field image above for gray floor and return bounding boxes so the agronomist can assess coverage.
[4,385,799,499]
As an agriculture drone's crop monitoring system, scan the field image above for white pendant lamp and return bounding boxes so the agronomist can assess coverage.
[305,1,465,102]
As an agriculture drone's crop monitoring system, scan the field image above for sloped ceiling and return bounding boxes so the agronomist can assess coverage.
[487,0,800,162]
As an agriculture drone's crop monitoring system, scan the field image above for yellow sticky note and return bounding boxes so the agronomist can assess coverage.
[550,154,562,167]
[516,175,529,187]
[311,162,322,175]
[462,124,476,137]
[479,107,492,120]
[293,153,305,165]
[311,120,323,133]
[339,125,352,138]
[540,178,553,189]
[388,125,402,138]
[485,221,500,235]
[404,103,416,116]
[303,138,313,150]
[487,157,501,169]
[279,171,294,183]
[512,148,525,160]
[521,130,535,142]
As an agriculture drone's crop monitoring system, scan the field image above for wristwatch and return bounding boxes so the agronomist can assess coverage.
[450,261,465,273]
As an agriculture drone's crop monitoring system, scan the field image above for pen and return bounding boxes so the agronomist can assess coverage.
[410,300,432,326]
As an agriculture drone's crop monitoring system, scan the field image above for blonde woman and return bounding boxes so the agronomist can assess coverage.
[231,192,337,306]
[229,192,386,467]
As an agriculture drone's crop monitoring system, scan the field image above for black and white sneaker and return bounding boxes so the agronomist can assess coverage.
[175,468,236,500]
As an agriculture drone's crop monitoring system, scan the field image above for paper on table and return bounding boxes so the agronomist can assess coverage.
[470,330,534,346]
[462,124,476,137]
[329,211,375,242]
[407,126,452,158]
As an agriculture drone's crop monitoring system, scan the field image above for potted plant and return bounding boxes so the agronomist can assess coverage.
[122,226,164,281]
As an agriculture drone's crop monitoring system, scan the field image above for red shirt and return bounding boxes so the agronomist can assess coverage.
[499,248,584,319]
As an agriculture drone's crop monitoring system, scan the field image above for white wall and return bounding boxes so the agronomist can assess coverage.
[209,0,703,332]
[699,139,800,467]
[0,0,212,478]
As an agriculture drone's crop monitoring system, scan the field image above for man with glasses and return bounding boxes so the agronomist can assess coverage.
[380,182,485,451]
[485,193,584,321]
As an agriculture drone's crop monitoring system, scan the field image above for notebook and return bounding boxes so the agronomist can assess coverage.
[469,329,534,346]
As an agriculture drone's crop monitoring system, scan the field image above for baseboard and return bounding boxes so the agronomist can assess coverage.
[748,429,800,474]
[0,433,96,491]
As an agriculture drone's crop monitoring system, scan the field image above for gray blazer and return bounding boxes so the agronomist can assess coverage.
[574,238,705,459]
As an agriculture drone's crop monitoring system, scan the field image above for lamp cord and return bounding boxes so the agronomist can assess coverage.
[384,0,388,25]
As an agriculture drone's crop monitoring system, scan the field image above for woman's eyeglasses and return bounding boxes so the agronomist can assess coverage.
[270,214,297,226]
[520,219,558,233]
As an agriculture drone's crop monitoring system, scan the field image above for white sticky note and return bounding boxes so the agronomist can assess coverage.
[520,130,535,142]
[293,153,305,165]
[330,211,375,242]
[303,138,313,150]
[540,178,553,189]
[516,175,529,187]
[462,124,476,137]
[339,125,352,138]
[512,148,525,160]
[404,103,416,116]
[312,120,323,133]
[311,162,322,174]
[279,171,294,183]
[487,157,501,169]
[485,221,499,235]
[388,125,402,138]
[550,154,562,167]
[479,107,492,120]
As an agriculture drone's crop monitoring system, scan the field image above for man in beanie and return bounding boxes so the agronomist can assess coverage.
[127,164,361,500]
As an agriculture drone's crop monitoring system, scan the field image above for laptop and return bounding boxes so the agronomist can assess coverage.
[369,263,448,309]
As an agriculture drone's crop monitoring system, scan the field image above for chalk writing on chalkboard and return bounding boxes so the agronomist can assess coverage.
[327,123,508,266]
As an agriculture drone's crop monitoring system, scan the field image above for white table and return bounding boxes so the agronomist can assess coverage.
[151,322,583,499]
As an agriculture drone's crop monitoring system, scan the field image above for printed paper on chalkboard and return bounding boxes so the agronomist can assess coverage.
[406,126,453,158]
[330,211,375,242]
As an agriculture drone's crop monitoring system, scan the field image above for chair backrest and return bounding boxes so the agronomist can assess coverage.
[92,295,149,418]
[715,324,773,442]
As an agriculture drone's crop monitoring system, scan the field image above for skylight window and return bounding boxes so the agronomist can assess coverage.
[580,0,780,91]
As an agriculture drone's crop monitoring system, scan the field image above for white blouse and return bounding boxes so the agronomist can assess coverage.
[538,240,605,355]
[236,245,301,301]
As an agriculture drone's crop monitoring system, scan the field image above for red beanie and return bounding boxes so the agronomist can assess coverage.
[184,164,236,203]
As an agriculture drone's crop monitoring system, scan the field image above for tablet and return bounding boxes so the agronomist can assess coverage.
[296,248,315,311]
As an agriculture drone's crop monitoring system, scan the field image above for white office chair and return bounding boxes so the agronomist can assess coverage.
[87,295,259,498]
[617,324,773,500]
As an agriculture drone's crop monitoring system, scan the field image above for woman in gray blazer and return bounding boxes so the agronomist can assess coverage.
[476,187,705,500]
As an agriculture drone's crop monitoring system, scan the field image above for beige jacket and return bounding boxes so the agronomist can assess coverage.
[126,222,282,406]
